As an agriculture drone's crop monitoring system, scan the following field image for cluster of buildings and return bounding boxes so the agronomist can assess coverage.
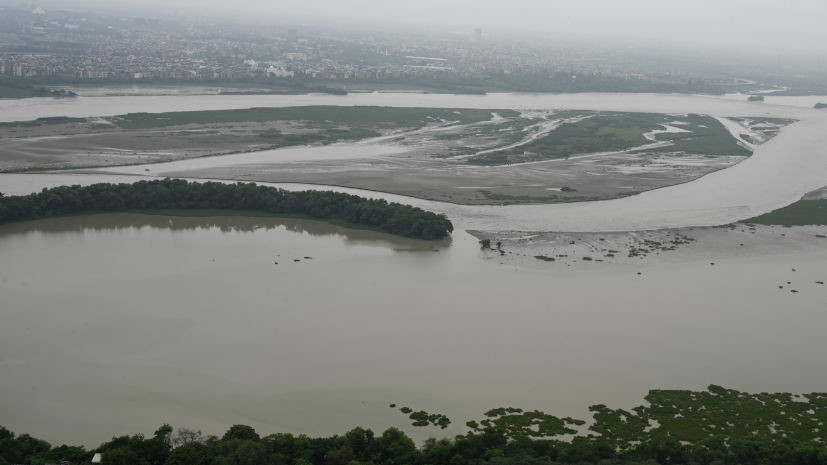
[0,5,742,90]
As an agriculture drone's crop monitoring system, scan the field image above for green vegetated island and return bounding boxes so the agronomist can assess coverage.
[0,179,453,240]
[0,106,517,173]
[102,108,786,168]
[465,112,767,166]
[0,78,76,98]
[0,107,783,170]
[92,108,765,164]
[5,385,827,465]
[745,199,827,226]
[110,106,510,131]
[0,107,794,206]
[0,106,511,153]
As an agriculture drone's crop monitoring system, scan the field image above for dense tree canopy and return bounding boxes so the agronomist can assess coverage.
[3,421,827,465]
[0,179,453,240]
[5,386,827,464]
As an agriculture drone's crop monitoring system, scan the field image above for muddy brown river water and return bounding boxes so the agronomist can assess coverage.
[2,92,827,446]
[1,214,827,446]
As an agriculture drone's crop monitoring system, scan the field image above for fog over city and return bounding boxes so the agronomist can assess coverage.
[20,0,827,55]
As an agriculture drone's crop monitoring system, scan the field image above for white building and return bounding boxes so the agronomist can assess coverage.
[266,66,293,78]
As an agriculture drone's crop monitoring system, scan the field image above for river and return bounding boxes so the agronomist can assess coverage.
[1,92,826,231]
[2,214,826,446]
[2,92,827,447]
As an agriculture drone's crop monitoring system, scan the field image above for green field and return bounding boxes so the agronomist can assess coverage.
[468,112,661,165]
[744,199,827,226]
[649,113,751,156]
[468,112,751,165]
[0,116,87,128]
[0,80,76,99]
[112,106,515,130]
[0,84,41,98]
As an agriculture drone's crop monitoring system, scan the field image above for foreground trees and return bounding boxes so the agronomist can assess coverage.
[4,422,827,465]
[5,386,827,464]
[0,179,453,240]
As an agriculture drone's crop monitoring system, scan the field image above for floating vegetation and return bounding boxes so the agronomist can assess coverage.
[392,406,451,429]
[393,385,827,447]
[467,407,585,439]
[589,385,827,448]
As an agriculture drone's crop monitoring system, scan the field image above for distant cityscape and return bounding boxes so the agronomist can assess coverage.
[0,3,795,92]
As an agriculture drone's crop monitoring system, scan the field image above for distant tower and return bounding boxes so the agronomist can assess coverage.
[473,28,482,42]
[287,29,298,42]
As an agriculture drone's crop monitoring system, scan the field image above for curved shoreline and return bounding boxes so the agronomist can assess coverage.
[1,92,826,232]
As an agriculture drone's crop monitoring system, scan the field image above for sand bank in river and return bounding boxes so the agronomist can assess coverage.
[471,223,827,282]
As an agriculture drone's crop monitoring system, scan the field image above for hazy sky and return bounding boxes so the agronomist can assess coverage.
[27,0,827,55]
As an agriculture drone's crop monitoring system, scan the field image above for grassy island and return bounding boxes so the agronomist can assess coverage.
[744,199,827,226]
[0,78,76,98]
[0,179,453,240]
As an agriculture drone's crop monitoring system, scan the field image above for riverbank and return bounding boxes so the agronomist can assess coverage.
[1,91,826,231]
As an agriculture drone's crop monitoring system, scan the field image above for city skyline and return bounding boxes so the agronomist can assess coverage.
[7,0,826,57]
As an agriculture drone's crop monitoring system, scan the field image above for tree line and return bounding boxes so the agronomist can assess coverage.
[4,386,827,465]
[3,422,827,465]
[0,179,453,240]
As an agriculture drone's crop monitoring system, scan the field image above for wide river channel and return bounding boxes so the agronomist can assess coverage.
[1,91,827,231]
[1,92,827,446]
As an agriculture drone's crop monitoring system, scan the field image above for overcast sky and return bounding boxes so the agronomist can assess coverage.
[24,0,827,56]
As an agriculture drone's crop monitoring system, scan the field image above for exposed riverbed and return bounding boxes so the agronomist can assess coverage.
[2,92,826,231]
